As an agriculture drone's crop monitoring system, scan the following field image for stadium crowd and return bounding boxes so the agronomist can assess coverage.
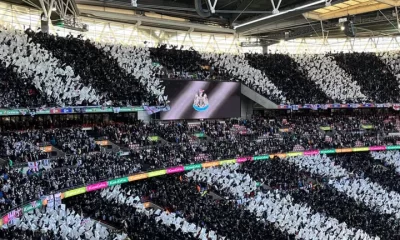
[0,28,165,108]
[0,206,126,240]
[3,30,400,239]
[1,111,400,163]
[2,30,400,108]
[7,150,400,239]
[0,112,398,217]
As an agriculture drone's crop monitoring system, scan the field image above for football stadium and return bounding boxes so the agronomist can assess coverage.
[1,0,400,239]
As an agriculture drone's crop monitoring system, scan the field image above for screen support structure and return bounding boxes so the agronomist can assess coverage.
[207,0,218,13]
[270,0,282,14]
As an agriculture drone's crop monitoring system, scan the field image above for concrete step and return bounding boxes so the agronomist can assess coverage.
[95,140,121,153]
[241,83,278,109]
[0,158,8,166]
[208,191,224,200]
[50,145,66,158]
[145,202,164,211]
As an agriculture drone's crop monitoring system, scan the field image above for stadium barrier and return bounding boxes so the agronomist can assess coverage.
[0,106,144,116]
[2,144,400,226]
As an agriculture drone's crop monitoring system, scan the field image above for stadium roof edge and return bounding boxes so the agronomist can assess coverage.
[77,4,236,34]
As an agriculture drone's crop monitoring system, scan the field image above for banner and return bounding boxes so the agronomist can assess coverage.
[279,128,290,133]
[310,104,318,110]
[86,182,108,192]
[23,200,43,213]
[361,124,374,129]
[287,152,303,157]
[194,132,205,138]
[369,146,386,151]
[95,140,109,146]
[108,177,129,186]
[54,193,62,208]
[147,170,167,177]
[320,126,332,131]
[219,159,236,165]
[64,187,86,198]
[118,151,130,156]
[278,103,397,110]
[143,105,170,115]
[352,147,369,152]
[253,155,269,161]
[184,164,202,171]
[4,208,22,224]
[336,148,352,153]
[128,173,148,182]
[202,161,219,168]
[320,149,336,154]
[166,166,185,174]
[47,194,55,209]
[387,145,400,150]
[304,150,320,155]
[0,106,145,116]
[236,157,249,163]
[148,136,159,142]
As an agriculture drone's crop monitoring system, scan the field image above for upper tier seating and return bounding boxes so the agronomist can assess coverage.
[2,30,400,107]
[0,29,164,108]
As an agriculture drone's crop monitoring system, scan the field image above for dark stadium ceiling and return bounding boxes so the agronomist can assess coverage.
[9,0,400,41]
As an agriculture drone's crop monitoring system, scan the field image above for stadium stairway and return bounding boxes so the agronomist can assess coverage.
[50,145,66,158]
[99,140,121,153]
[240,83,279,109]
[154,136,170,145]
[200,133,214,143]
[0,158,7,166]
[145,202,164,211]
[208,191,224,200]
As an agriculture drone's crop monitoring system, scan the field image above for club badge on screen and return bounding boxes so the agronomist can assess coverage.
[193,89,209,112]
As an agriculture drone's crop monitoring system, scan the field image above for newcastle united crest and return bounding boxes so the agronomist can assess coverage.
[193,89,209,112]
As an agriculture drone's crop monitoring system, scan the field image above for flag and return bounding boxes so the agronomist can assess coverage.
[54,193,62,208]
[310,104,318,110]
[41,159,50,167]
[376,104,384,108]
[47,195,55,209]
[28,162,39,172]
[7,208,22,222]
[321,104,328,110]
[143,105,170,115]
[325,136,332,142]
[8,159,13,168]
[113,107,121,113]
[19,110,27,115]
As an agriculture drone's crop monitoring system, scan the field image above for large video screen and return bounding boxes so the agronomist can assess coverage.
[160,80,241,120]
